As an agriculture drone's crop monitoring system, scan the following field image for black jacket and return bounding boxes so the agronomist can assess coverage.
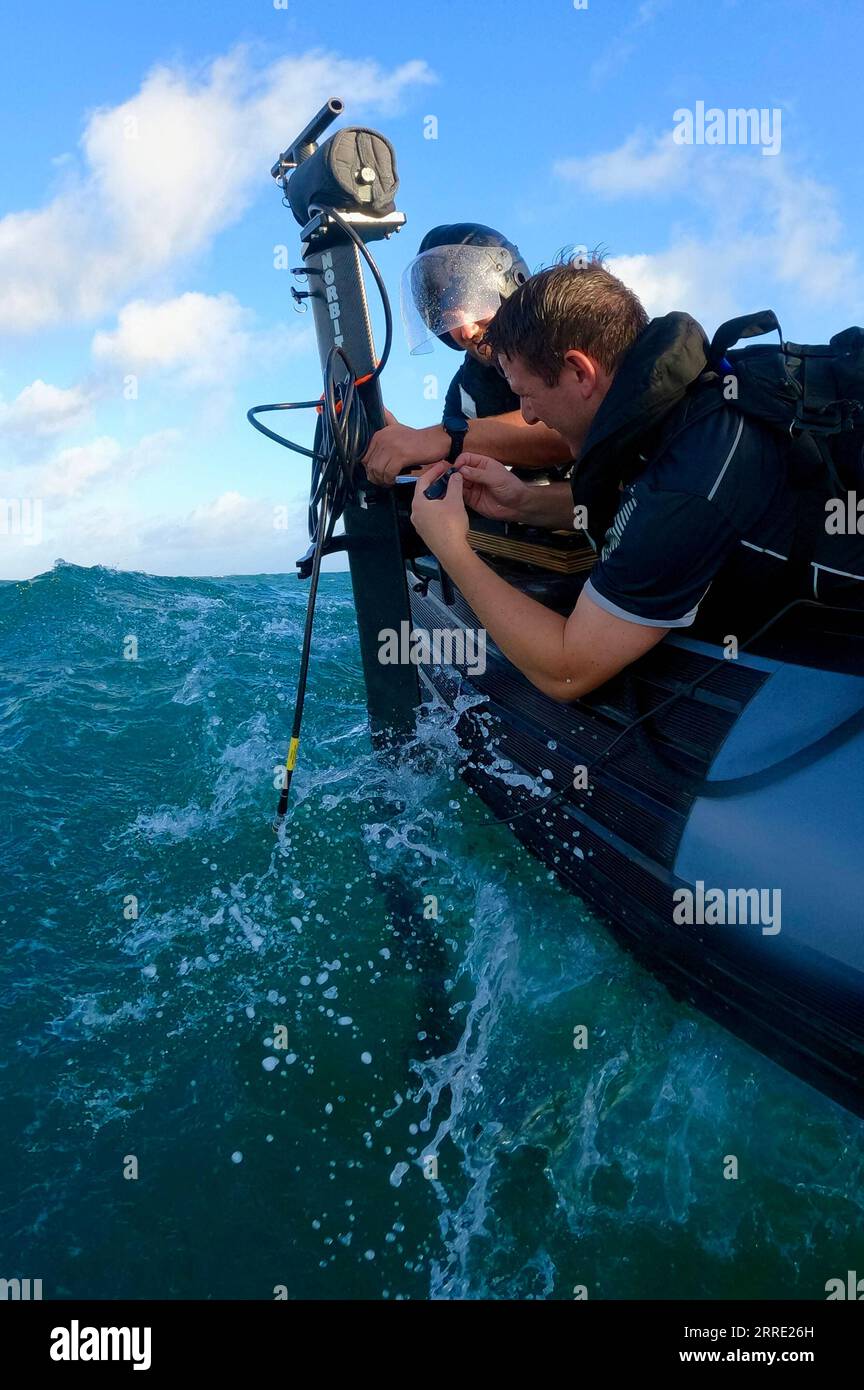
[573,314,864,633]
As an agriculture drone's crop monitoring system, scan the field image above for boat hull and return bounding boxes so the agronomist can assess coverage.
[409,568,864,1117]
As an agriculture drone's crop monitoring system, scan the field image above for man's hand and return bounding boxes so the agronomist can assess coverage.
[411,460,471,563]
[362,409,449,486]
[457,453,527,522]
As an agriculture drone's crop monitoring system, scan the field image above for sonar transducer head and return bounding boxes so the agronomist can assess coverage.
[423,465,459,500]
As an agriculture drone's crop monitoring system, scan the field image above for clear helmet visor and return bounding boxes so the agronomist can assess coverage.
[400,244,516,355]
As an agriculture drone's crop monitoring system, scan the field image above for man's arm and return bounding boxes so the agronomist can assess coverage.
[453,454,577,529]
[411,466,668,701]
[517,478,577,528]
[363,410,571,484]
[435,541,666,700]
[460,411,573,468]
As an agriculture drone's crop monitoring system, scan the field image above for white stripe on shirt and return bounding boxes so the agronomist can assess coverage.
[707,415,745,501]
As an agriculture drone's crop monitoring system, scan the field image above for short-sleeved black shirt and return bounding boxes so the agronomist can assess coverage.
[583,402,805,632]
[584,404,864,631]
[571,310,864,631]
[442,354,520,423]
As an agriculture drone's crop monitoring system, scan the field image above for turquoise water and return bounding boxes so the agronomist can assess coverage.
[0,561,861,1301]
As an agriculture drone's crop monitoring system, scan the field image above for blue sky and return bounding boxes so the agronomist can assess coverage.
[1,0,862,578]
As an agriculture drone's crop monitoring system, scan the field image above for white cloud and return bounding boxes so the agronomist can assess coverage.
[554,127,863,326]
[39,428,179,498]
[605,251,702,319]
[588,0,673,86]
[0,379,95,436]
[41,436,121,497]
[92,292,251,386]
[0,48,434,334]
[555,131,691,198]
[150,490,271,545]
[767,164,856,300]
[0,482,322,580]
[90,290,315,390]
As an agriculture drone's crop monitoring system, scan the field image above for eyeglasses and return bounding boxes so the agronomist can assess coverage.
[477,336,508,379]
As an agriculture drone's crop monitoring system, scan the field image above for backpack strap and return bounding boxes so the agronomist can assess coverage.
[709,310,781,364]
[804,429,844,495]
[644,374,729,461]
[788,344,854,435]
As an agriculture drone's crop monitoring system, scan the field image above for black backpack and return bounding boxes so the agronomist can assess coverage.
[709,310,864,493]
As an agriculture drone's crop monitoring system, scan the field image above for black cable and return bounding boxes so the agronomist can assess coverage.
[247,206,394,826]
[247,399,320,458]
[326,208,394,387]
[272,487,331,827]
[252,208,858,835]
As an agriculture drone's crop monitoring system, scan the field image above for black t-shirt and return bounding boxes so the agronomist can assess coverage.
[442,354,520,423]
[582,401,864,634]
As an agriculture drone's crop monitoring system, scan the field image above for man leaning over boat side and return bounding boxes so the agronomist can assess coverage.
[362,223,572,485]
[409,256,864,703]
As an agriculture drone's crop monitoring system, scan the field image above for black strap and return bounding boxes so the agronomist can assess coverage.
[783,435,836,592]
[709,310,781,363]
[810,431,844,495]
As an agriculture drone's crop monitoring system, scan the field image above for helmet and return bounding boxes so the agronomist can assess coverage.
[400,222,531,355]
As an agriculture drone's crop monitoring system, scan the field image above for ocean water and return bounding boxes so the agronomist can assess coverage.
[0,561,861,1301]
